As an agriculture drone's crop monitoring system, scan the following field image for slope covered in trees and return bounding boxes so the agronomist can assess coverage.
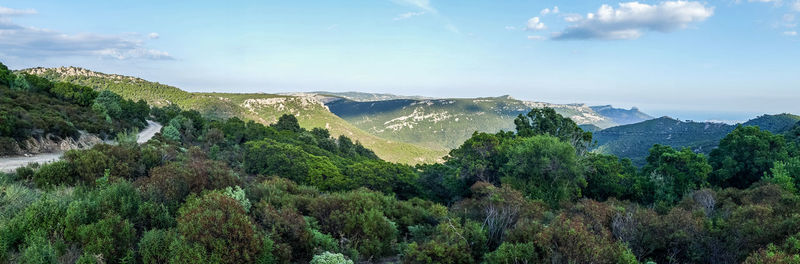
[21,67,445,164]
[593,114,800,165]
[5,83,800,263]
[0,63,148,156]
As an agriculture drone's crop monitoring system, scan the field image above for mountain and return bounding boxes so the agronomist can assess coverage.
[22,67,447,164]
[323,95,620,150]
[593,114,800,165]
[311,91,433,102]
[590,105,653,125]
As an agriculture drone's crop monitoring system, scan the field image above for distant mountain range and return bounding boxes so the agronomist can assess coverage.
[593,114,800,165]
[28,67,795,166]
[316,92,652,150]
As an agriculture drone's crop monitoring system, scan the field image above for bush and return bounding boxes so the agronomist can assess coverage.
[138,229,178,264]
[177,192,264,263]
[33,161,76,188]
[484,242,539,264]
[76,214,136,263]
[310,252,354,264]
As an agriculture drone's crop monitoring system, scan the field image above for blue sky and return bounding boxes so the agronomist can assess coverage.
[1,0,799,122]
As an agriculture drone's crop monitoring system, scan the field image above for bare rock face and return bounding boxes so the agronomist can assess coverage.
[18,132,103,155]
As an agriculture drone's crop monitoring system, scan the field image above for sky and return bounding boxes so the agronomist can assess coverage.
[1,0,799,122]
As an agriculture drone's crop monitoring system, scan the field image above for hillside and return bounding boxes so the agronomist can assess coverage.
[593,113,800,165]
[324,95,622,150]
[311,91,433,102]
[590,105,653,125]
[22,67,446,164]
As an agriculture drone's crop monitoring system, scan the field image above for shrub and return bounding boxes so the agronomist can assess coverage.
[76,214,136,264]
[484,242,540,264]
[33,161,76,188]
[177,192,264,263]
[310,252,354,264]
[138,229,178,264]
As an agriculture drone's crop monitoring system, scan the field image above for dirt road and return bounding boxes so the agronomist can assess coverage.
[0,120,162,173]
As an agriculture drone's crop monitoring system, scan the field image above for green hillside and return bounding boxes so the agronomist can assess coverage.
[593,114,800,165]
[325,95,619,150]
[22,67,446,164]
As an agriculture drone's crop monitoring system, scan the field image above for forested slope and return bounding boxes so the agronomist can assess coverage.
[593,114,800,165]
[0,63,148,156]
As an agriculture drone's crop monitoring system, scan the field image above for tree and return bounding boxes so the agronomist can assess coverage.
[446,132,509,185]
[514,108,592,155]
[582,153,640,201]
[709,126,789,188]
[92,90,123,120]
[642,145,712,205]
[500,135,585,208]
[273,114,302,132]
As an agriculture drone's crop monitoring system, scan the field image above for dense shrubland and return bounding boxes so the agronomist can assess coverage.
[4,68,800,263]
[0,63,148,155]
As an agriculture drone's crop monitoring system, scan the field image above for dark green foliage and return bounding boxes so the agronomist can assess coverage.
[272,114,301,132]
[177,192,264,263]
[582,153,641,201]
[33,161,76,188]
[0,62,10,86]
[76,214,136,263]
[245,139,343,187]
[138,229,178,264]
[500,135,585,208]
[710,126,789,188]
[641,145,712,206]
[402,219,487,264]
[483,242,539,264]
[50,82,98,106]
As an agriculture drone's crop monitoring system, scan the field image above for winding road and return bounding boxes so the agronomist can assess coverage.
[0,120,162,173]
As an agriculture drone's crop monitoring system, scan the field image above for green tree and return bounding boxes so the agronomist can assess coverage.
[582,153,640,201]
[273,114,302,132]
[642,145,712,205]
[500,135,584,208]
[709,126,789,188]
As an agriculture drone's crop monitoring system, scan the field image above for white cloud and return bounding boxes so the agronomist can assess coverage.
[553,1,714,40]
[505,26,517,30]
[785,30,798,35]
[563,14,583,22]
[540,6,560,16]
[394,11,425,20]
[527,35,546,40]
[793,0,800,11]
[0,6,36,16]
[0,6,172,60]
[393,0,436,14]
[148,32,160,39]
[526,17,546,31]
